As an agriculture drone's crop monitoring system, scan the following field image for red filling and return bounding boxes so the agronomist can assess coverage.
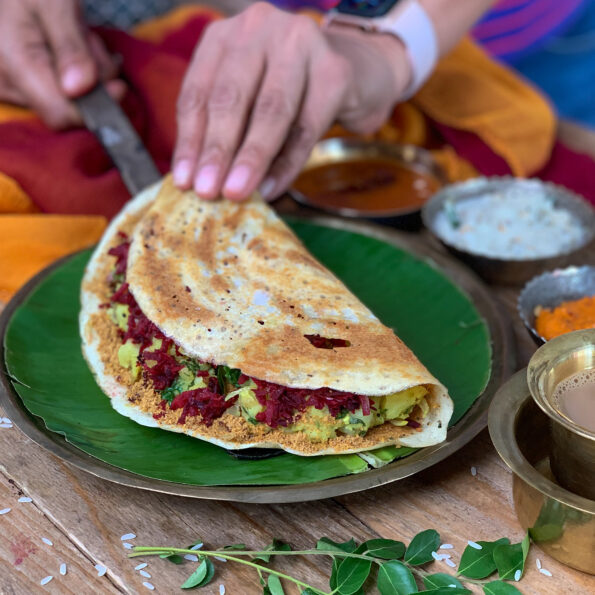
[107,240,397,429]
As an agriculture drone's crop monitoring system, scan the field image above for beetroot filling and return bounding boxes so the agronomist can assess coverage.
[107,240,391,429]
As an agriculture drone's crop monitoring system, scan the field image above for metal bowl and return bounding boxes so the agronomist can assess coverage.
[518,265,595,345]
[489,369,595,575]
[289,138,446,230]
[422,177,595,284]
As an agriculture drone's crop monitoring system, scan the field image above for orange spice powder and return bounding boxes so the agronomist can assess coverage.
[535,296,595,341]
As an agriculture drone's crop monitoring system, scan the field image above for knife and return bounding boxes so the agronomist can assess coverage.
[75,84,162,195]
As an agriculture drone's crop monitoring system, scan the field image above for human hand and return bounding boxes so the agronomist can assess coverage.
[0,0,125,129]
[172,2,411,201]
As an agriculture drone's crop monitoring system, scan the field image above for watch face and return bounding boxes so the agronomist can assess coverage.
[334,0,402,18]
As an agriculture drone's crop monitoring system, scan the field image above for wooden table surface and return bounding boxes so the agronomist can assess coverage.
[2,123,595,595]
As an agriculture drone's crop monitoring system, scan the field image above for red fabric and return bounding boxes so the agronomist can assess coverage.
[435,122,595,203]
[0,12,593,218]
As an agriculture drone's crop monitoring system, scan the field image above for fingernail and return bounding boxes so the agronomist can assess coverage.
[259,177,276,200]
[173,160,192,187]
[194,165,219,196]
[223,165,251,196]
[61,67,86,93]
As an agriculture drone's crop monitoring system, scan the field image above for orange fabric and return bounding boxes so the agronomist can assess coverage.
[414,38,555,176]
[0,215,107,303]
[0,5,555,302]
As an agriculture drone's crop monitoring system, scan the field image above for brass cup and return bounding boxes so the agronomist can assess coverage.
[489,370,595,575]
[527,329,595,500]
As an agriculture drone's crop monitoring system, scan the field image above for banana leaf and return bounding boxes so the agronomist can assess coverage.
[4,221,491,486]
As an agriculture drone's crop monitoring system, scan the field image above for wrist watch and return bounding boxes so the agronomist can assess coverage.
[323,0,438,99]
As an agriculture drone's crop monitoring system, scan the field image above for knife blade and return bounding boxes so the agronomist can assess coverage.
[75,84,162,195]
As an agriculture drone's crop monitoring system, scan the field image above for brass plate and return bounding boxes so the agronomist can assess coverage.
[0,216,514,503]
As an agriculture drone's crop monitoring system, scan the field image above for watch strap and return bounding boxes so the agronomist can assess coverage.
[325,0,438,99]
[386,0,438,98]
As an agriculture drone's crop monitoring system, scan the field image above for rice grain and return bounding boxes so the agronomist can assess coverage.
[121,533,136,541]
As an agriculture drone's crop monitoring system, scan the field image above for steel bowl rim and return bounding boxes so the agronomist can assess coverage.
[488,369,595,514]
[421,176,595,264]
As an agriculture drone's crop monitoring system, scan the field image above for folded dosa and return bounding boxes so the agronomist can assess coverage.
[80,177,453,455]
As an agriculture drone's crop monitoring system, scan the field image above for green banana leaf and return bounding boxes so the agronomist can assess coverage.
[4,221,491,486]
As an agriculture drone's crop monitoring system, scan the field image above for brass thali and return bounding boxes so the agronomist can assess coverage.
[0,216,514,503]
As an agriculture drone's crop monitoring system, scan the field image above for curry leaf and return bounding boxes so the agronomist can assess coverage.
[316,537,358,553]
[160,553,184,564]
[358,538,406,560]
[493,533,530,581]
[403,530,441,565]
[196,558,215,588]
[457,538,510,579]
[483,581,523,594]
[423,573,465,589]
[180,559,208,589]
[253,539,292,563]
[267,575,286,595]
[377,560,417,595]
[334,557,372,595]
[223,543,247,551]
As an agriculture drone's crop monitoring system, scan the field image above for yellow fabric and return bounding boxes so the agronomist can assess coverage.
[0,6,556,302]
[414,38,555,176]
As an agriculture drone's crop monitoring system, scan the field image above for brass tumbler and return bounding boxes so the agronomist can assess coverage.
[527,329,595,500]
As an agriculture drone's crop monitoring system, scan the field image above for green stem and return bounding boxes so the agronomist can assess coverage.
[130,548,330,595]
[130,546,378,562]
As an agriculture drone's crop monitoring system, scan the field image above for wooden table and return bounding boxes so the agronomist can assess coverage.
[2,124,595,594]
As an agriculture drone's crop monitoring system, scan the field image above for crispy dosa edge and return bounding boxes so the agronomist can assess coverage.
[80,179,452,456]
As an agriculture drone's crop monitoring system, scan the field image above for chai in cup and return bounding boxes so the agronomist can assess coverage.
[553,369,595,433]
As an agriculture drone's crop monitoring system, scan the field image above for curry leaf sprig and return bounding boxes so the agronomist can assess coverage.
[130,530,531,594]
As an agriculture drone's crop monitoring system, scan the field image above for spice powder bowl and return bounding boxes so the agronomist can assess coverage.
[517,265,595,346]
[422,177,595,285]
[489,369,595,575]
[289,138,446,230]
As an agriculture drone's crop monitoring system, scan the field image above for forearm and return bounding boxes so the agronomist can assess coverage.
[420,0,496,56]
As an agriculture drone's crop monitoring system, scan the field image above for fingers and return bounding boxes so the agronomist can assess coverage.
[37,0,97,96]
[260,54,351,201]
[172,26,225,189]
[221,53,307,201]
[3,15,81,128]
[192,47,265,199]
